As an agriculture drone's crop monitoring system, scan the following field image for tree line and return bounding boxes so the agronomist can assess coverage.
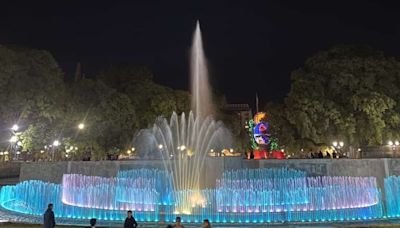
[0,45,191,160]
[1,44,399,159]
[267,45,400,153]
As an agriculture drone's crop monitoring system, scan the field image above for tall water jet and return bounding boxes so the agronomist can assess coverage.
[191,21,213,117]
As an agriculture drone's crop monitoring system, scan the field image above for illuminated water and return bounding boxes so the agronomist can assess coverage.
[0,168,386,224]
[191,21,213,118]
[384,175,400,218]
[133,111,232,213]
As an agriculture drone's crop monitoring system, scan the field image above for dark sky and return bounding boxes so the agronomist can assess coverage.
[1,1,400,106]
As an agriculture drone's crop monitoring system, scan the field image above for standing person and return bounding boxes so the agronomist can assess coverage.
[43,203,55,228]
[173,216,184,228]
[124,210,137,228]
[202,219,211,228]
[85,218,96,228]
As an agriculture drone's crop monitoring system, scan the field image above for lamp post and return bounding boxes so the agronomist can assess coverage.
[52,140,60,161]
[332,141,344,158]
[10,124,20,161]
[388,140,399,158]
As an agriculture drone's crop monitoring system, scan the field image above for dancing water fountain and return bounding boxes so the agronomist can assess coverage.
[132,21,232,215]
[0,21,391,226]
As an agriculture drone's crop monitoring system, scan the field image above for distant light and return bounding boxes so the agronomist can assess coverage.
[75,147,78,150]
[0,152,3,155]
[16,151,21,155]
[210,149,214,153]
[229,148,234,153]
[158,144,163,149]
[11,124,19,131]
[4,151,9,155]
[131,147,135,151]
[44,145,47,149]
[395,141,400,146]
[281,149,285,152]
[70,146,74,150]
[332,141,338,147]
[339,141,344,147]
[78,123,85,130]
[17,141,22,146]
[388,141,394,146]
[53,140,60,147]
[180,145,186,151]
[9,136,18,143]
[40,150,45,154]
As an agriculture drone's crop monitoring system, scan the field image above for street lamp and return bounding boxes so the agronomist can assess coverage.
[78,123,85,130]
[52,140,60,161]
[53,140,60,147]
[388,140,399,158]
[11,124,19,131]
[332,140,345,158]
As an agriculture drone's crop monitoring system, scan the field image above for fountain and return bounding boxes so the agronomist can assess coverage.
[0,21,391,225]
[191,21,213,118]
[0,168,384,224]
[132,20,232,214]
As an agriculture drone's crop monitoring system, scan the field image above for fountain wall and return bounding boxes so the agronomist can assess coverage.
[19,158,400,190]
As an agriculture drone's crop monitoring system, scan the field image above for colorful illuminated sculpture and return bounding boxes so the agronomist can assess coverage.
[253,122,270,145]
[246,112,283,159]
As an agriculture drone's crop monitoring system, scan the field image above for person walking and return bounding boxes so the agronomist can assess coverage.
[173,216,184,228]
[43,203,55,228]
[124,210,138,228]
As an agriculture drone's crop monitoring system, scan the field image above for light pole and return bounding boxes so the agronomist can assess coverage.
[388,140,399,158]
[332,141,344,158]
[52,140,60,161]
[10,124,19,160]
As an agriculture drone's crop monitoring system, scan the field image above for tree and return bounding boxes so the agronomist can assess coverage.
[66,78,136,160]
[284,45,400,147]
[0,45,67,150]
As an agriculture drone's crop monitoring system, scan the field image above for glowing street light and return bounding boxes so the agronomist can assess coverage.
[332,141,338,147]
[158,144,164,149]
[11,124,19,131]
[78,123,85,130]
[53,140,60,147]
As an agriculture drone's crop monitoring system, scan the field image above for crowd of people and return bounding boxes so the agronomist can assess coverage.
[43,203,212,228]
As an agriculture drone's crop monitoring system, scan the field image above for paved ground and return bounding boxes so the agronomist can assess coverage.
[1,206,400,227]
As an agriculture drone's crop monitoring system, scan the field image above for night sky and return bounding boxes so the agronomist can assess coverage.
[1,1,400,106]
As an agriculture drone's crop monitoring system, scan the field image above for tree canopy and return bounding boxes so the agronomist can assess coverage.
[268,45,400,150]
[0,45,190,160]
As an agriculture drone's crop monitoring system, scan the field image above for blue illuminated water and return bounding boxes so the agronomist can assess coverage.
[0,168,386,224]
